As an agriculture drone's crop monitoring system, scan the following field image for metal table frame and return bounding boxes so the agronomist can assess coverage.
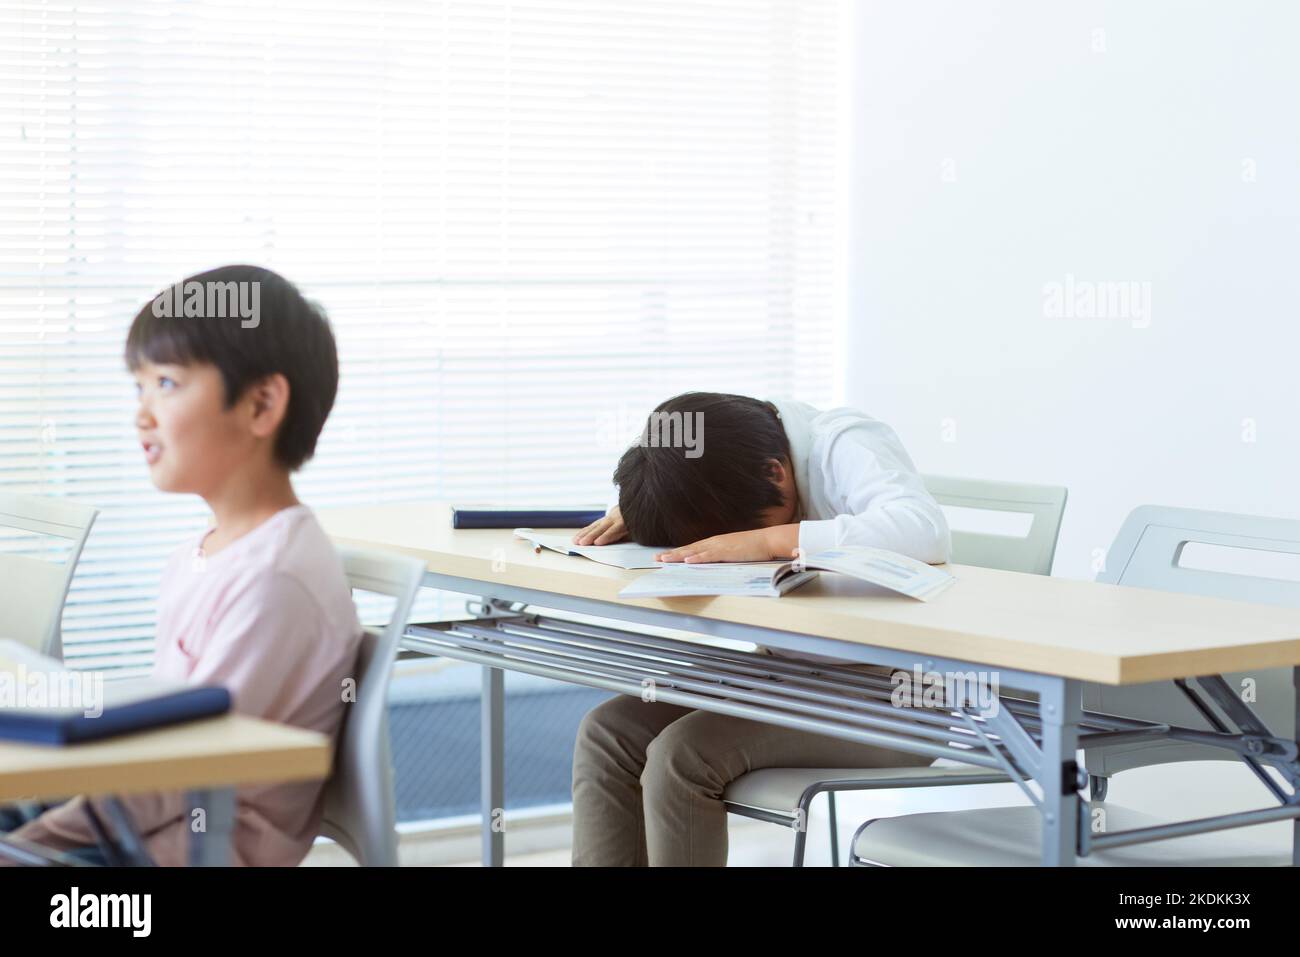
[404,570,1300,867]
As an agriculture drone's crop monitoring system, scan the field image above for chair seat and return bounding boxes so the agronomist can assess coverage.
[852,804,1292,866]
[724,762,1008,815]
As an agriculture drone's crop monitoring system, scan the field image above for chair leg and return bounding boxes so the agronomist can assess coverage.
[792,819,809,867]
[827,791,840,867]
[790,790,820,867]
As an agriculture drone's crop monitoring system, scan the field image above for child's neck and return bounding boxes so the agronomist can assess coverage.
[202,469,301,557]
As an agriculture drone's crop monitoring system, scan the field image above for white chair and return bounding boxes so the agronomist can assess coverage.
[850,505,1299,866]
[848,783,1290,866]
[722,475,1068,865]
[0,492,98,660]
[318,548,425,867]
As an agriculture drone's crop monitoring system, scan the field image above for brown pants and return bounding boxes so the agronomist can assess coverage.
[571,693,933,866]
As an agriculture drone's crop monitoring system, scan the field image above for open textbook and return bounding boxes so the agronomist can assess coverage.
[514,528,666,570]
[618,545,955,600]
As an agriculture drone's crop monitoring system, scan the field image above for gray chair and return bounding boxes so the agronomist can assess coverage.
[1084,506,1299,800]
[318,548,425,866]
[722,475,1068,865]
[850,505,1299,866]
[0,492,99,660]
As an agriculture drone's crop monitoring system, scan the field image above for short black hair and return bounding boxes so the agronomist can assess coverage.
[614,392,790,546]
[125,264,339,471]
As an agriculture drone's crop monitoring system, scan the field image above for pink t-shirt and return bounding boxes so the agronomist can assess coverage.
[13,504,363,866]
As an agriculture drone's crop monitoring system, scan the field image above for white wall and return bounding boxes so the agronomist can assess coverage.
[846,0,1300,579]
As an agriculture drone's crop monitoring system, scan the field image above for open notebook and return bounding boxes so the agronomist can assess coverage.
[0,641,230,746]
[619,545,955,600]
[514,528,667,570]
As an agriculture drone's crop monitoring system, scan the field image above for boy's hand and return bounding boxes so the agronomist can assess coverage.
[573,507,627,546]
[656,525,799,564]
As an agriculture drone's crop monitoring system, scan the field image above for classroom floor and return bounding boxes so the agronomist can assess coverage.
[302,814,839,867]
[302,758,1292,866]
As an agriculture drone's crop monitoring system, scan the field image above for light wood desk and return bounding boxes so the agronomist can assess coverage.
[0,705,330,866]
[321,503,1300,866]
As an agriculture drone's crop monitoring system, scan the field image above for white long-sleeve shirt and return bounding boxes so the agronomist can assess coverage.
[765,397,948,665]
[768,397,950,564]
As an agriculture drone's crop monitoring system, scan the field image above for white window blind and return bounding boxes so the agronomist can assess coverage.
[1,0,843,673]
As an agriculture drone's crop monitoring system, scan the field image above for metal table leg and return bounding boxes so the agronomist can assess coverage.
[1036,676,1081,866]
[481,664,505,867]
[103,797,155,866]
[187,788,235,867]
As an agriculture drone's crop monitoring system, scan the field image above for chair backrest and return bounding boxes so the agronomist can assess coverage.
[1083,505,1300,777]
[922,474,1068,576]
[0,492,99,659]
[319,547,425,866]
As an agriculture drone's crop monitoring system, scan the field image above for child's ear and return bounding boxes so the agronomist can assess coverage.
[766,456,789,484]
[247,373,291,439]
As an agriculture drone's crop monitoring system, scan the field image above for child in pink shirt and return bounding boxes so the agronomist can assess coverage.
[4,265,363,866]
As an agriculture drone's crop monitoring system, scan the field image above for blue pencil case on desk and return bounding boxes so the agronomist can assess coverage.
[451,505,606,529]
[0,684,231,746]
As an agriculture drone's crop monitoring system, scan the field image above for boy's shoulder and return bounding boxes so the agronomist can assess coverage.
[255,506,350,586]
[218,506,356,622]
[767,396,892,445]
